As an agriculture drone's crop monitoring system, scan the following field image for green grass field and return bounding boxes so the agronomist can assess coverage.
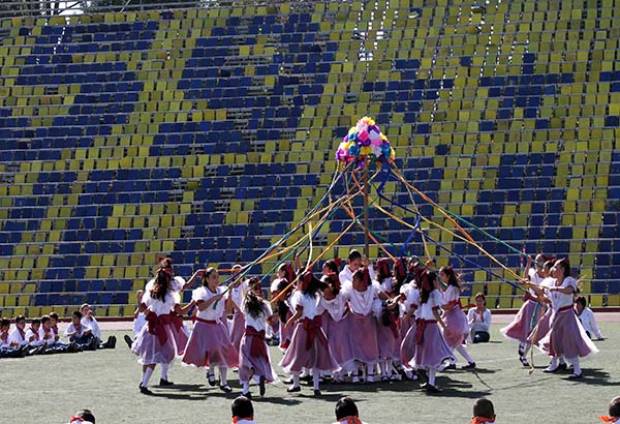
[3,322,618,423]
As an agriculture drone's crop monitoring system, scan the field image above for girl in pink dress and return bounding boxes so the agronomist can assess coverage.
[181,267,239,392]
[538,258,598,378]
[270,263,296,351]
[239,278,278,398]
[226,265,248,352]
[438,266,476,369]
[279,271,338,396]
[132,268,194,394]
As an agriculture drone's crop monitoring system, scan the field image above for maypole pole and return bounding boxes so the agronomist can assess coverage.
[363,163,370,258]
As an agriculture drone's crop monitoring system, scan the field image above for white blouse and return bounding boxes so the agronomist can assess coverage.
[417,290,443,320]
[143,289,177,316]
[548,277,577,311]
[193,286,226,321]
[227,279,249,309]
[342,284,377,316]
[527,267,545,297]
[442,285,461,305]
[291,290,320,319]
[7,328,26,346]
[318,294,347,322]
[243,301,273,332]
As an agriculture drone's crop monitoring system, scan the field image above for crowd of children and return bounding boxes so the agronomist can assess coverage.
[0,304,116,359]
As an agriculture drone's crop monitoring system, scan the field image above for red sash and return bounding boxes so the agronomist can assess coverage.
[340,416,363,424]
[52,325,59,336]
[244,327,268,360]
[302,316,326,350]
[193,317,218,325]
[146,312,175,345]
[599,417,619,423]
[29,327,40,340]
[471,418,495,424]
[445,299,462,310]
[232,416,253,424]
[415,319,436,345]
[558,305,574,313]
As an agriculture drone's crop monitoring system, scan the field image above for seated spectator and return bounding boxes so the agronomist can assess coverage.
[8,315,28,351]
[49,312,61,341]
[574,296,603,340]
[80,304,116,349]
[231,396,255,424]
[333,396,366,424]
[600,396,620,423]
[64,311,97,351]
[471,398,496,423]
[68,409,95,424]
[467,293,492,343]
[0,317,23,358]
[25,318,45,353]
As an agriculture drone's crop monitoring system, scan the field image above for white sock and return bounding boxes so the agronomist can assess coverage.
[428,368,436,386]
[312,368,320,390]
[456,345,474,363]
[292,373,300,387]
[567,357,581,374]
[242,380,250,393]
[141,368,154,387]
[219,367,228,385]
[381,361,389,377]
[161,363,169,381]
[548,356,559,369]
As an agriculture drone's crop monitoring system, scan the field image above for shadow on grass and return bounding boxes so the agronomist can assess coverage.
[562,368,620,386]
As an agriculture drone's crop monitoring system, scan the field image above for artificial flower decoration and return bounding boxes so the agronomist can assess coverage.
[336,116,395,168]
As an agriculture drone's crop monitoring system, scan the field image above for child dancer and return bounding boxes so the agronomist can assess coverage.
[182,267,239,392]
[238,278,277,398]
[318,273,351,382]
[467,293,492,343]
[538,258,598,378]
[501,254,548,365]
[270,263,296,351]
[338,250,363,289]
[372,259,401,381]
[411,269,455,393]
[438,266,476,369]
[399,277,420,379]
[280,271,338,396]
[132,267,194,393]
[341,268,380,383]
[227,264,248,352]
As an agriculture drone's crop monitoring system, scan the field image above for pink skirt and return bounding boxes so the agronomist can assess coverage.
[501,299,542,343]
[230,310,246,352]
[400,325,417,365]
[412,321,455,370]
[539,307,598,359]
[376,320,401,361]
[239,329,276,383]
[441,307,469,348]
[343,313,380,365]
[322,311,354,367]
[279,318,338,374]
[529,307,552,345]
[279,311,293,351]
[132,321,178,365]
[181,320,239,368]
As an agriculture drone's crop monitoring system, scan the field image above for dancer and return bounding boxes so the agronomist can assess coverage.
[131,267,194,394]
[317,273,351,382]
[341,268,381,382]
[182,267,239,392]
[279,271,338,396]
[399,275,420,379]
[270,263,296,351]
[501,254,549,366]
[227,264,249,352]
[238,278,277,398]
[411,269,455,393]
[338,249,363,289]
[538,258,598,378]
[467,293,492,343]
[372,259,401,381]
[438,266,476,369]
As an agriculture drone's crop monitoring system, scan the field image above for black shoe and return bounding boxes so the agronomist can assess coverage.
[425,384,441,394]
[557,362,568,372]
[519,356,530,367]
[313,389,321,397]
[462,362,476,370]
[139,385,152,395]
[207,372,216,386]
[124,335,133,349]
[287,385,301,393]
[104,336,116,349]
[444,363,457,370]
[259,376,266,396]
[242,391,252,400]
[219,384,232,393]
[159,379,174,386]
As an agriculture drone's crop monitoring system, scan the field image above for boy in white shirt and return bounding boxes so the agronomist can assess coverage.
[65,311,97,351]
[467,293,492,343]
[574,296,603,340]
[0,317,23,358]
[25,318,44,350]
[8,315,28,350]
[338,249,363,290]
[80,304,116,349]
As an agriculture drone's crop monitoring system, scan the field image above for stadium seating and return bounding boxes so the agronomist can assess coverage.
[0,0,619,317]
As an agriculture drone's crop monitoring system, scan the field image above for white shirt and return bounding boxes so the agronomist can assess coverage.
[25,327,42,346]
[548,277,577,311]
[193,286,226,321]
[342,284,377,316]
[227,279,249,309]
[143,289,177,316]
[467,308,492,333]
[145,276,186,302]
[442,285,461,305]
[404,286,420,314]
[291,290,320,319]
[338,265,356,290]
[243,301,273,332]
[578,307,603,339]
[81,316,101,339]
[233,420,255,424]
[64,322,92,338]
[417,290,442,320]
[318,294,347,322]
[38,326,56,345]
[528,267,545,296]
[8,328,26,347]
[373,276,394,294]
[270,277,286,293]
